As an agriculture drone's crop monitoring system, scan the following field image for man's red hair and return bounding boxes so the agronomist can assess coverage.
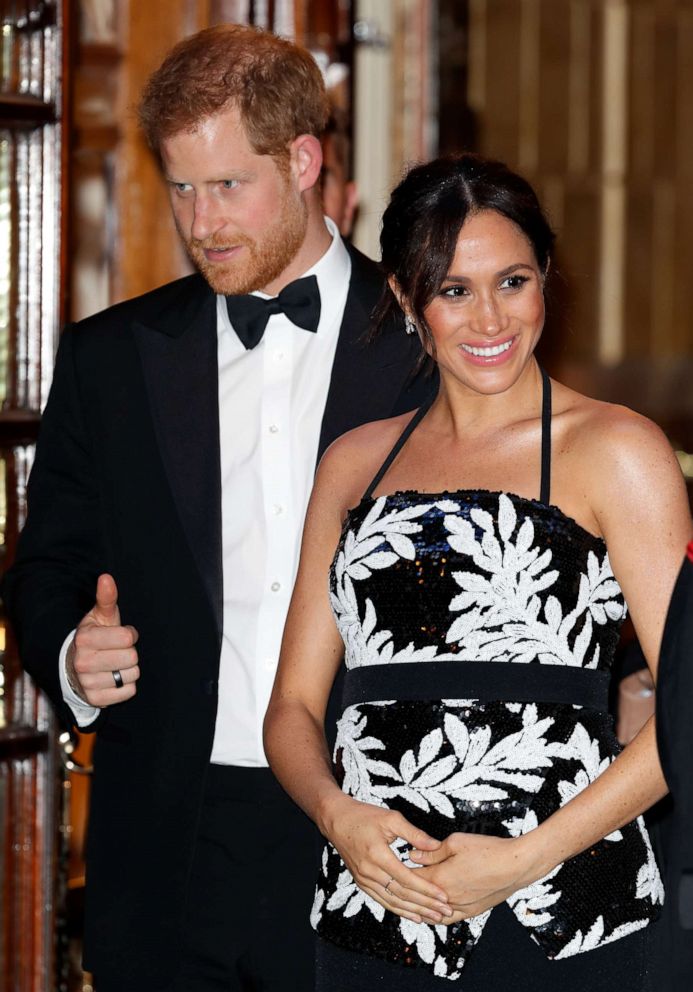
[138,24,329,160]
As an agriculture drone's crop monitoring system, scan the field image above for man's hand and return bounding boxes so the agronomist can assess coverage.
[65,573,139,707]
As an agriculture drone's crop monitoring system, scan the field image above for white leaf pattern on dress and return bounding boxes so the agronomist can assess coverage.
[338,703,566,816]
[507,863,562,928]
[555,723,624,841]
[399,918,436,964]
[554,916,606,958]
[635,818,665,904]
[335,707,398,804]
[331,498,433,668]
[317,493,657,977]
[331,494,626,674]
[443,495,626,667]
[326,867,386,922]
[554,915,650,959]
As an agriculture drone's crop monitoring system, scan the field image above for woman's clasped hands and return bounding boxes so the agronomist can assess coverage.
[320,793,453,924]
[409,830,542,922]
[321,794,542,926]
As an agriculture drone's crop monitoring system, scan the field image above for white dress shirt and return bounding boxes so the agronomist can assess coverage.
[60,217,352,767]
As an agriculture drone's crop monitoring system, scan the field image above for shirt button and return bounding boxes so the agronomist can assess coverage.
[272,504,284,516]
[268,424,279,434]
[264,657,275,671]
[271,581,281,592]
[274,350,285,361]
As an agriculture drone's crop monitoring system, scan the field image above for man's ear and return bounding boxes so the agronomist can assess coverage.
[290,134,323,193]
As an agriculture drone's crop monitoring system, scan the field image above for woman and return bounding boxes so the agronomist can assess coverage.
[263,155,690,990]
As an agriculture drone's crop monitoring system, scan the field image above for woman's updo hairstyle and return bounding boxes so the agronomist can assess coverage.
[376,154,555,356]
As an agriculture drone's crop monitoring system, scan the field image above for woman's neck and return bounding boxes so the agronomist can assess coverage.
[428,360,544,439]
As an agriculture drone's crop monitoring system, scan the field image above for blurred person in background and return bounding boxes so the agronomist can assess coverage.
[321,110,359,239]
[3,23,430,992]
[655,543,693,990]
[265,153,691,991]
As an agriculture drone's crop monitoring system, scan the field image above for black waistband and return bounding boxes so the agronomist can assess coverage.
[341,661,610,712]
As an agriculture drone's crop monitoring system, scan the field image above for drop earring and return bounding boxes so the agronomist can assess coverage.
[405,314,417,336]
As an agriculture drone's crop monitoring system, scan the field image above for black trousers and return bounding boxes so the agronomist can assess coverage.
[173,765,318,992]
[316,902,656,992]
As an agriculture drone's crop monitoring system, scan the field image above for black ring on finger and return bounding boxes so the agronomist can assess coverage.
[112,669,124,688]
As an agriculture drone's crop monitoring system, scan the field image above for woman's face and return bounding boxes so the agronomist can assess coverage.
[422,209,545,396]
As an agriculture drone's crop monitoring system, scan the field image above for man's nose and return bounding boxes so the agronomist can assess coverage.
[190,195,224,242]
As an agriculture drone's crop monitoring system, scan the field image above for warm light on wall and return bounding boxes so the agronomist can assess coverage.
[676,451,693,481]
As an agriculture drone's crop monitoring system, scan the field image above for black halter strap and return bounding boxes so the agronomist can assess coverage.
[363,390,436,501]
[363,368,553,506]
[539,366,552,506]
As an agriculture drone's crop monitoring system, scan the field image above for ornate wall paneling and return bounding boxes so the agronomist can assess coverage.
[351,0,437,259]
[0,2,67,989]
[70,0,122,322]
[437,0,475,156]
[464,0,606,367]
[462,0,693,463]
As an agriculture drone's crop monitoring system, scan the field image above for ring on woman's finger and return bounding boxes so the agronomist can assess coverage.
[384,876,394,894]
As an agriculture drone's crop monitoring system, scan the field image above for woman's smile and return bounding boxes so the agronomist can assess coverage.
[458,333,518,364]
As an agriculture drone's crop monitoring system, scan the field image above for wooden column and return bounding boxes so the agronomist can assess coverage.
[0,3,68,989]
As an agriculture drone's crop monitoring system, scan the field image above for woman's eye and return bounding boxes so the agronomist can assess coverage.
[500,274,530,290]
[441,285,468,298]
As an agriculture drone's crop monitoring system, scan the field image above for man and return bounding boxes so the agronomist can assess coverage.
[3,24,430,992]
[321,110,359,238]
[655,542,693,990]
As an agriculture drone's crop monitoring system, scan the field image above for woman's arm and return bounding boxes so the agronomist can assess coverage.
[411,409,691,919]
[264,439,453,924]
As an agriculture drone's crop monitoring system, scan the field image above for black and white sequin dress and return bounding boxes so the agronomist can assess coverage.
[311,372,663,983]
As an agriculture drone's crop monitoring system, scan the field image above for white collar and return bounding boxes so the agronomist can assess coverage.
[217,216,351,339]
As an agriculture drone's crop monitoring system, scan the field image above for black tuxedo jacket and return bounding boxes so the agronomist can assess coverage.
[3,244,434,987]
[656,554,693,989]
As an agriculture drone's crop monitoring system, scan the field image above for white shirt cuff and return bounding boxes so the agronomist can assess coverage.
[58,629,101,727]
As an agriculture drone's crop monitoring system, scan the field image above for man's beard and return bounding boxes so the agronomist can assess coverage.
[179,192,309,296]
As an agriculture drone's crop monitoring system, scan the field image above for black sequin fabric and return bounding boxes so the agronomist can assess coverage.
[312,490,663,982]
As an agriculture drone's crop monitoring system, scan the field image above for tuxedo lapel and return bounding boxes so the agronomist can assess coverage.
[317,245,422,459]
[133,282,223,643]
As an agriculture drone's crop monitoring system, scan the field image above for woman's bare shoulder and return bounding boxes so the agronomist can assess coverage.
[553,381,680,489]
[316,409,419,510]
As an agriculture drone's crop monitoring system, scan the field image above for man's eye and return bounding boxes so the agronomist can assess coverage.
[172,183,192,194]
[220,180,238,190]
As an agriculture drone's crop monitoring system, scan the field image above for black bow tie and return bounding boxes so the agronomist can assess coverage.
[225,275,321,350]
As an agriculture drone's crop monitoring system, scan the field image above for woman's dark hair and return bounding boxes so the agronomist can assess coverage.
[375,154,555,357]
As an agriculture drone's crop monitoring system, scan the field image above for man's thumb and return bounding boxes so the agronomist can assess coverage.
[93,573,119,624]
